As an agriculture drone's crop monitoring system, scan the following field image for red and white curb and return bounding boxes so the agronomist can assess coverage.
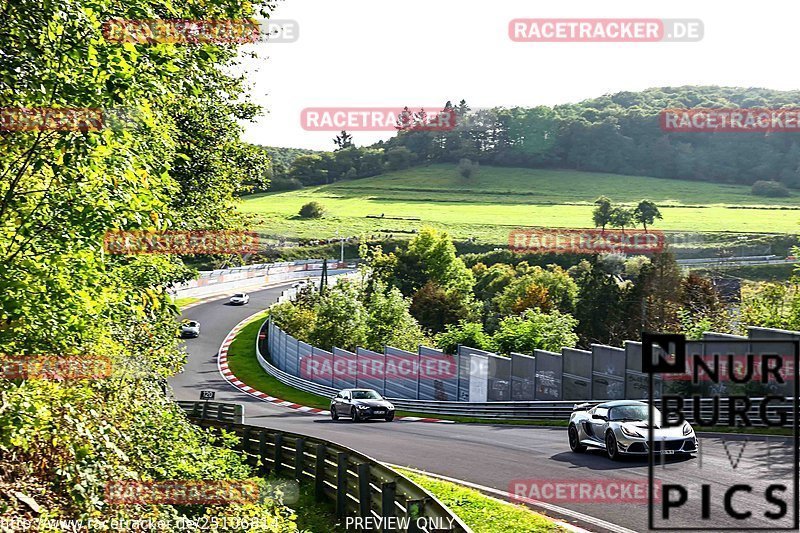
[216,313,453,424]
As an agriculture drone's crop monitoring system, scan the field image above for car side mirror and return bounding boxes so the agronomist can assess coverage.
[592,414,607,421]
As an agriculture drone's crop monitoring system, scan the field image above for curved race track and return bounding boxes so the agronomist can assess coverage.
[169,282,796,533]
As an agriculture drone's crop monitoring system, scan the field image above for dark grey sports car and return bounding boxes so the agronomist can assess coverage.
[330,389,395,422]
[568,400,697,460]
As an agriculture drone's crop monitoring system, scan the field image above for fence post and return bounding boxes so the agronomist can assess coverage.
[258,431,268,474]
[242,426,251,453]
[357,463,371,518]
[295,337,301,379]
[416,346,421,400]
[217,404,225,420]
[455,345,461,402]
[381,481,396,533]
[315,444,326,501]
[295,438,305,481]
[406,499,425,533]
[382,345,387,397]
[201,401,208,419]
[509,354,515,400]
[274,433,284,474]
[336,452,348,518]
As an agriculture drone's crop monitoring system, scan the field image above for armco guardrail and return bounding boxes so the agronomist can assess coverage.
[178,401,245,423]
[254,318,798,426]
[184,416,471,532]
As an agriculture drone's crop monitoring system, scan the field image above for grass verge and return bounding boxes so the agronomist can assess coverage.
[174,296,200,308]
[292,481,346,532]
[396,468,564,533]
[224,317,795,435]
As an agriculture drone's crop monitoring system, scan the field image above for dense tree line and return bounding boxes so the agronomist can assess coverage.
[382,88,800,188]
[250,145,320,191]
[359,229,752,350]
[261,88,800,191]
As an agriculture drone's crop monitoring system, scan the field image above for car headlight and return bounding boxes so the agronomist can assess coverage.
[357,404,369,409]
[682,422,693,436]
[620,425,644,438]
[386,404,394,410]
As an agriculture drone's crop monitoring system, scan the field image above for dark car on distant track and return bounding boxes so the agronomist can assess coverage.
[330,389,395,422]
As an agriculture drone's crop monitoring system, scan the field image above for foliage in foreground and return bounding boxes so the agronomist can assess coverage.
[0,0,295,528]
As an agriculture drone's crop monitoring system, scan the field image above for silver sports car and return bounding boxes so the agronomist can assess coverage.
[568,400,697,460]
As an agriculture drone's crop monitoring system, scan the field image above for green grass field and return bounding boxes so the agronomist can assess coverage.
[397,468,564,533]
[240,165,800,245]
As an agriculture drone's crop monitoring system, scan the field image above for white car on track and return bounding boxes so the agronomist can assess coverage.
[229,293,250,305]
[569,400,698,460]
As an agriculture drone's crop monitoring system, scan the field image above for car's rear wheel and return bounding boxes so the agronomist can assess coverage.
[568,425,586,453]
[606,430,620,460]
[385,413,394,422]
[330,407,338,420]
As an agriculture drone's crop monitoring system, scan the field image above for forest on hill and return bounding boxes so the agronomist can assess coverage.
[277,87,800,190]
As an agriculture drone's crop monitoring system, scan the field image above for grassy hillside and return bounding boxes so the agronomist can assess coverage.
[240,164,800,244]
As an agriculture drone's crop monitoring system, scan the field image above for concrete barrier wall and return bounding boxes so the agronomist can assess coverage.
[171,259,345,299]
[262,273,800,402]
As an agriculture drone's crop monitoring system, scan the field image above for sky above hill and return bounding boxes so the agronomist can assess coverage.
[237,0,800,150]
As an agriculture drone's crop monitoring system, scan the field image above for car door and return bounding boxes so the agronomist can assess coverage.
[589,407,609,442]
[332,392,342,412]
[340,391,352,416]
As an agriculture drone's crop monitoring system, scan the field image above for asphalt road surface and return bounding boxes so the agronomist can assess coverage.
[169,282,798,533]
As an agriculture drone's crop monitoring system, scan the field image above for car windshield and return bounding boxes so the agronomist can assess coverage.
[609,405,660,421]
[233,294,244,297]
[351,390,381,400]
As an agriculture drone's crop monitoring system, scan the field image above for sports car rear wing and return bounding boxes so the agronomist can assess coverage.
[572,402,594,411]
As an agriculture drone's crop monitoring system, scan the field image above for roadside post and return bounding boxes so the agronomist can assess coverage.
[200,390,215,419]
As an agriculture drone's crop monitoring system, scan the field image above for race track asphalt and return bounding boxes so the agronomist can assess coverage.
[169,282,798,533]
